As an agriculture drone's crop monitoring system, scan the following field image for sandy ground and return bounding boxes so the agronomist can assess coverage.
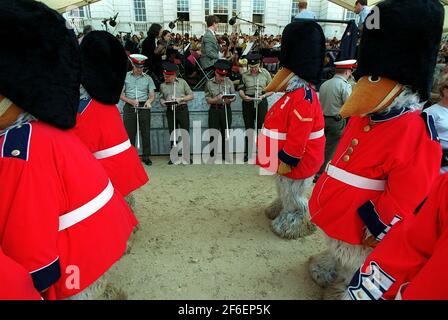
[105,155,326,299]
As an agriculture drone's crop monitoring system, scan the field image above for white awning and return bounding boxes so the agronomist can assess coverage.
[39,0,101,13]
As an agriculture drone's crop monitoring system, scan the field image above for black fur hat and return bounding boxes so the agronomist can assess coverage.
[356,0,444,101]
[0,0,81,129]
[280,21,326,85]
[80,31,128,105]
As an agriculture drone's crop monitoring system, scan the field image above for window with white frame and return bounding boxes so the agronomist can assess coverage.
[213,0,229,14]
[205,0,210,16]
[134,0,146,22]
[232,0,238,13]
[68,7,86,18]
[252,0,265,14]
[177,0,189,12]
[345,9,358,21]
[291,0,299,17]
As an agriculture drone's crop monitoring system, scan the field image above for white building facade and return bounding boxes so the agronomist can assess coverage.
[66,0,359,39]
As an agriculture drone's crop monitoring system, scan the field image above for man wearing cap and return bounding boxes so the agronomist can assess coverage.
[159,62,194,165]
[120,54,156,166]
[205,59,236,161]
[308,0,443,299]
[238,53,273,162]
[0,0,137,299]
[314,59,356,182]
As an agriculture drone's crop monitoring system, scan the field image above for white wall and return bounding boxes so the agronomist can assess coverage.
[69,0,348,37]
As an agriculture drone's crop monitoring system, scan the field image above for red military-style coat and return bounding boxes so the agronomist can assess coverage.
[0,121,137,299]
[0,248,41,300]
[347,174,448,300]
[309,108,442,245]
[70,98,148,197]
[257,85,325,180]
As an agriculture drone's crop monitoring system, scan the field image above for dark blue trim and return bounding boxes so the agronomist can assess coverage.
[278,149,300,167]
[370,107,410,123]
[348,262,395,300]
[3,124,31,161]
[31,258,61,292]
[421,112,440,142]
[304,86,313,104]
[358,200,387,239]
[78,98,92,114]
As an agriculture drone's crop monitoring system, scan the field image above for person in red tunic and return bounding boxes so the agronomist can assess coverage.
[0,1,136,299]
[257,20,326,239]
[347,174,448,300]
[72,31,149,209]
[307,0,444,299]
[0,248,42,300]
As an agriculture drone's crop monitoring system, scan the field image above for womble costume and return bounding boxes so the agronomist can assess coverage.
[0,248,41,300]
[0,0,137,299]
[347,174,448,300]
[257,21,326,239]
[307,0,443,299]
[71,31,149,198]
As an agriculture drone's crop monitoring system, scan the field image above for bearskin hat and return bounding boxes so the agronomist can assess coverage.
[0,0,81,129]
[80,31,128,105]
[356,0,444,101]
[280,21,326,85]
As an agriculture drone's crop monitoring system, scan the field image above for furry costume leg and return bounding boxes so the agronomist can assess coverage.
[125,193,136,215]
[124,193,140,254]
[271,175,316,239]
[322,238,373,300]
[308,244,338,288]
[65,273,127,300]
[265,198,283,220]
[265,174,283,220]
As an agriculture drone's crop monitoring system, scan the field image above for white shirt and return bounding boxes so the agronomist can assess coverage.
[295,9,316,20]
[424,104,448,150]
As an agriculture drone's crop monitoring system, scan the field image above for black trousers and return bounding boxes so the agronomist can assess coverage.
[123,103,151,158]
[242,98,268,157]
[166,107,190,148]
[208,106,232,160]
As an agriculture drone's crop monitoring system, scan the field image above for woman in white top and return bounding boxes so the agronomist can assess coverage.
[424,80,448,173]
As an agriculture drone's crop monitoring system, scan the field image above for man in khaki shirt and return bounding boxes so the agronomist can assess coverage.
[120,54,156,166]
[159,62,194,164]
[238,53,273,162]
[315,59,355,181]
[205,59,236,161]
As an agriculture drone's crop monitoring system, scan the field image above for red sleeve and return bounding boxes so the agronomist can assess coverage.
[0,248,42,300]
[357,135,441,241]
[278,90,316,167]
[0,159,61,292]
[348,175,447,300]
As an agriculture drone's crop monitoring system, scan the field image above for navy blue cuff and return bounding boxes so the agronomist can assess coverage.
[278,149,300,167]
[30,257,61,292]
[347,262,396,300]
[358,200,387,240]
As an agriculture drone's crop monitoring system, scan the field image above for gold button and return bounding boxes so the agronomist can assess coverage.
[351,139,359,146]
[343,155,350,162]
[347,147,354,155]
[11,150,21,157]
[363,125,371,132]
